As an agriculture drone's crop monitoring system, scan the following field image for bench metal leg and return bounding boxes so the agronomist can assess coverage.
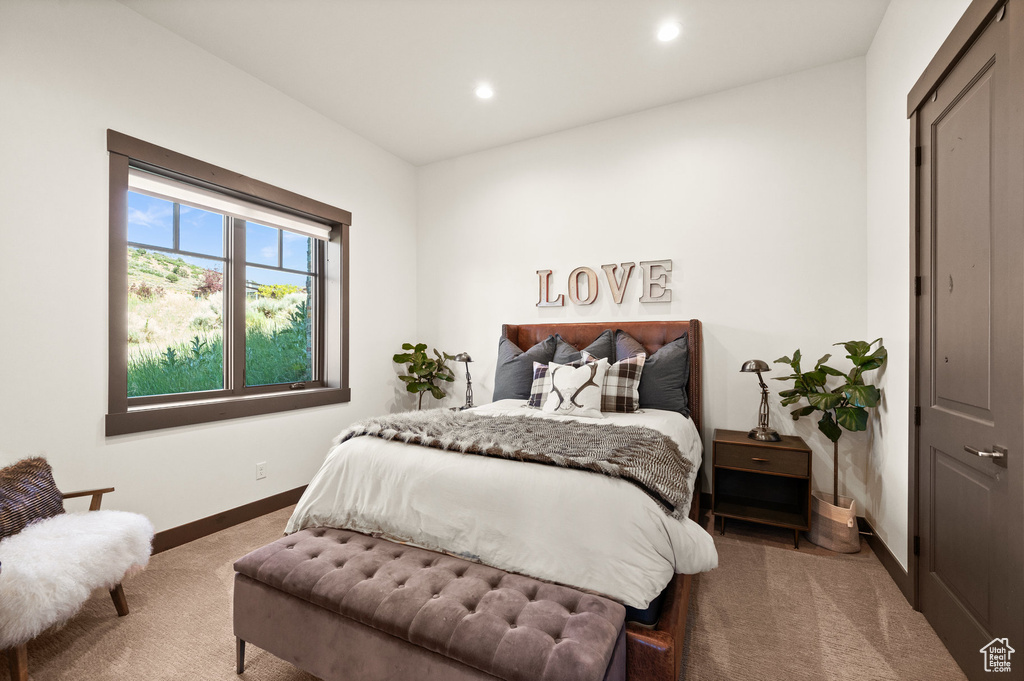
[7,643,27,681]
[236,638,246,674]
[110,583,130,617]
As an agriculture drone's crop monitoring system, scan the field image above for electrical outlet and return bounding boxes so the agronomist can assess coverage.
[256,462,267,480]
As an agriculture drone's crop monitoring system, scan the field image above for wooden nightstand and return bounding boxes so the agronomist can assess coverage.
[712,429,812,548]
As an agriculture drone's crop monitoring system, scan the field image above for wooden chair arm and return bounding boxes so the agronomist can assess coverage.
[62,487,115,511]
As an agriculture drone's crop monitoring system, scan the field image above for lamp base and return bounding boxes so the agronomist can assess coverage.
[748,427,781,442]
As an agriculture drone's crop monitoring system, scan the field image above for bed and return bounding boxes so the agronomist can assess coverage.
[496,320,708,681]
[284,319,713,680]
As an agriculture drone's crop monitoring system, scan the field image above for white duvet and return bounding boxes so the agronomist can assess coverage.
[286,399,718,608]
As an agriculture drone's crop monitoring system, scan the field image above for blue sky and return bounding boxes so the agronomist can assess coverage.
[128,191,311,286]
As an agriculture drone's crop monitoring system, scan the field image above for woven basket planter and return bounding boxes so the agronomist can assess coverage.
[805,492,860,553]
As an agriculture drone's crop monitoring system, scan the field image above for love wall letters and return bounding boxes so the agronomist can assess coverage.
[536,260,672,307]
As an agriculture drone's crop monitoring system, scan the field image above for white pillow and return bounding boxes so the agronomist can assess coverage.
[542,358,609,418]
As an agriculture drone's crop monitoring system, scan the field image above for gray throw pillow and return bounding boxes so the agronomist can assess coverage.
[552,329,615,364]
[616,330,690,416]
[492,335,558,401]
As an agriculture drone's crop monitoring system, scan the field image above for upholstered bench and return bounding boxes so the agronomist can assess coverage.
[233,528,626,681]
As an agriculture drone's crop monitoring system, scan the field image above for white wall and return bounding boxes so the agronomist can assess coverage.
[0,0,418,532]
[864,0,971,568]
[417,59,870,501]
[0,0,975,562]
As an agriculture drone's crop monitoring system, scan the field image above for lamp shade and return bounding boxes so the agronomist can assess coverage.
[453,353,472,363]
[740,359,770,373]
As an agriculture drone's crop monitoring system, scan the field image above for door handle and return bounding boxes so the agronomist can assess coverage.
[964,445,1007,459]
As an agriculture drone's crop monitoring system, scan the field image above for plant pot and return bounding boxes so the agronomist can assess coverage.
[804,491,860,553]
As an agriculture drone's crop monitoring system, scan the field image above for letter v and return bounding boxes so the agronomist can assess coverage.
[601,263,635,304]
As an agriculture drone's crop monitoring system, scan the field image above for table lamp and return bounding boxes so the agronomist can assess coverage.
[741,359,780,441]
[453,352,473,409]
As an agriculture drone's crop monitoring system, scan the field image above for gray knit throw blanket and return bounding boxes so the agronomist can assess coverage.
[336,409,694,520]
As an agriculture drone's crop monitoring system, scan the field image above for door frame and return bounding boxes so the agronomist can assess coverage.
[907,0,1006,611]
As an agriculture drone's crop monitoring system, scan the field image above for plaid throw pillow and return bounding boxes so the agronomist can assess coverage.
[582,350,646,413]
[0,457,65,539]
[527,358,585,408]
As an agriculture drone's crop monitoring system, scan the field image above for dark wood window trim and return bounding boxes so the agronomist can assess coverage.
[106,130,351,436]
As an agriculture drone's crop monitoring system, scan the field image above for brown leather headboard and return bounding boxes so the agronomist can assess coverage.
[500,320,703,435]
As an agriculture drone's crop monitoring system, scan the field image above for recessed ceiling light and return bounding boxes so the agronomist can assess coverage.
[475,83,494,100]
[657,21,681,42]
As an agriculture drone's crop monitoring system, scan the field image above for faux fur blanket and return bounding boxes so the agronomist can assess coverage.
[336,410,694,519]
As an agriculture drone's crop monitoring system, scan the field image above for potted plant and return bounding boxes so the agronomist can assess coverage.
[773,339,887,552]
[392,343,456,410]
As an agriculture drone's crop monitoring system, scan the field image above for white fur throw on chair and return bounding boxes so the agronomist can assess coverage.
[0,510,154,648]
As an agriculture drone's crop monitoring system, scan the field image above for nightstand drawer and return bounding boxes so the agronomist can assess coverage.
[715,442,808,477]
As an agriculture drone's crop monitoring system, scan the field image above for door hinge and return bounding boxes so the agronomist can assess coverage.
[913,535,921,556]
[914,406,921,426]
[915,146,922,167]
[914,276,922,296]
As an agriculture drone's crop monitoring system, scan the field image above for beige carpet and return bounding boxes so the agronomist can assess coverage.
[680,518,967,681]
[12,508,967,681]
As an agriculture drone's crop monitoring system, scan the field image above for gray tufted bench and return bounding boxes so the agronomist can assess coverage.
[233,527,627,681]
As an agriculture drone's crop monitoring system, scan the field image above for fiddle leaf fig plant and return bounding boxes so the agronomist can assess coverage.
[774,339,887,506]
[393,343,456,410]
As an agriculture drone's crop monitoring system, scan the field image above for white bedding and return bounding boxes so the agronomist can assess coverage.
[286,399,718,608]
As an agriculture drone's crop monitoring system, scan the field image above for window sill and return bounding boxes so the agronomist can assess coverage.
[105,387,351,436]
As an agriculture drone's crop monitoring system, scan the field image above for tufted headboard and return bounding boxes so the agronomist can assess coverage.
[500,320,703,435]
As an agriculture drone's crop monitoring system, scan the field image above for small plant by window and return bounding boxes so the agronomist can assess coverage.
[393,344,455,410]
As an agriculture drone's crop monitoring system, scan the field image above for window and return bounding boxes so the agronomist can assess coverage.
[107,131,351,435]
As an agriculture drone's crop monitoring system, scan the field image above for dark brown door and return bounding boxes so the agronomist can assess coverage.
[914,4,1024,680]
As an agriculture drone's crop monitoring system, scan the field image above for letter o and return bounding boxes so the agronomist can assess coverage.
[568,267,599,305]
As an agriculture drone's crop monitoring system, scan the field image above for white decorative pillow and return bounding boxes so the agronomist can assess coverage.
[527,358,585,408]
[542,359,609,418]
[582,350,646,413]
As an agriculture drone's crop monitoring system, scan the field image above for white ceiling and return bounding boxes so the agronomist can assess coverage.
[119,0,890,166]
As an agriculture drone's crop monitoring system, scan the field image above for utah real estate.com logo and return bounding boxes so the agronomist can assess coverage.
[980,638,1014,673]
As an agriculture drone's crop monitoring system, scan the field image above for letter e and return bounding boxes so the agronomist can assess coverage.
[639,260,673,303]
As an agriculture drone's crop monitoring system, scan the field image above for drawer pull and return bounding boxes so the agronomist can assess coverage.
[751,457,770,463]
